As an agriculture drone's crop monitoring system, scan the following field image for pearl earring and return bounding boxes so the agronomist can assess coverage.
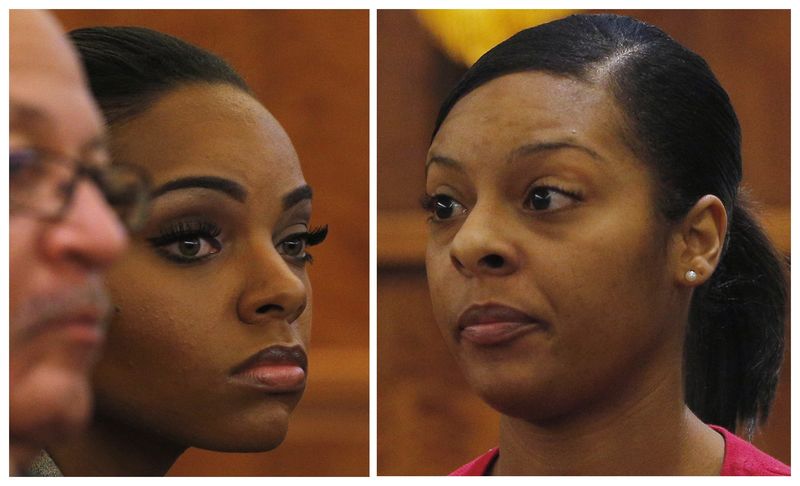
[685,270,698,282]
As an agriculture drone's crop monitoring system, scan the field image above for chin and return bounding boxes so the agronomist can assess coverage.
[188,400,295,453]
[465,366,579,423]
[193,420,290,453]
[478,387,563,423]
[11,367,94,445]
[210,430,289,453]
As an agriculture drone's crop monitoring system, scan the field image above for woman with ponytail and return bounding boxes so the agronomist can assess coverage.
[423,13,787,475]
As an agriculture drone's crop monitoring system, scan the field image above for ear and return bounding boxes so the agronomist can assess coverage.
[671,195,727,287]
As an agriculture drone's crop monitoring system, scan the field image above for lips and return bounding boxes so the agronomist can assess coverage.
[230,345,308,393]
[456,303,545,345]
[57,317,106,346]
[21,284,111,346]
[39,308,109,348]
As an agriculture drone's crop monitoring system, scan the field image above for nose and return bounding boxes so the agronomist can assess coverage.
[41,181,128,269]
[449,202,520,278]
[237,244,308,325]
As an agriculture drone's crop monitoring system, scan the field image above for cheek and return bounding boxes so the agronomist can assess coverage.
[108,284,206,363]
[541,209,672,362]
[94,253,232,404]
[297,278,312,345]
[110,255,214,338]
[9,219,38,322]
[425,241,455,329]
[89,248,311,449]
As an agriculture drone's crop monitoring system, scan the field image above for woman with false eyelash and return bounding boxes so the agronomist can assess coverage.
[423,14,788,476]
[27,26,327,476]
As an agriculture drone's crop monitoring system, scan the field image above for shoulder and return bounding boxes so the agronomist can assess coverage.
[449,448,499,476]
[710,425,790,476]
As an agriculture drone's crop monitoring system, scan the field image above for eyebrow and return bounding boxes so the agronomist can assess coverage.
[282,184,313,210]
[10,102,48,126]
[12,101,108,156]
[425,154,465,173]
[426,140,605,174]
[508,141,605,164]
[152,176,248,202]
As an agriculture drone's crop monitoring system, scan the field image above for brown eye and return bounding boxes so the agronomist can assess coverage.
[427,194,466,221]
[161,236,221,260]
[525,186,580,212]
[147,220,223,264]
[178,238,201,257]
[530,187,552,210]
[278,236,307,258]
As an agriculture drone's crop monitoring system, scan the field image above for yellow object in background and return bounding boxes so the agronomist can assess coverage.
[416,9,578,66]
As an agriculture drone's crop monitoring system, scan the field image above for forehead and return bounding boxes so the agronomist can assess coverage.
[110,84,305,194]
[10,10,103,150]
[431,71,631,164]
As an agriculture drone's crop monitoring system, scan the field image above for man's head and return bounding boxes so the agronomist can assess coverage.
[9,10,128,475]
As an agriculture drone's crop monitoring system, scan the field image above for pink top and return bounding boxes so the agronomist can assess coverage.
[450,424,789,476]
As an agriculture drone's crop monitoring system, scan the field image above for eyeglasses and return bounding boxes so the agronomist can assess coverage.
[10,146,151,232]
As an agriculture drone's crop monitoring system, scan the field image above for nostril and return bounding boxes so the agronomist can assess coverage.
[255,304,282,314]
[481,254,505,269]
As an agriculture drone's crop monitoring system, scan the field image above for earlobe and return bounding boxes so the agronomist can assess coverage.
[674,195,728,287]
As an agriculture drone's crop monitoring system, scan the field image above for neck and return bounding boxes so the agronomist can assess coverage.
[495,356,724,475]
[47,413,186,476]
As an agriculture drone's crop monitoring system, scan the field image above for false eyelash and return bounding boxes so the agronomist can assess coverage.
[306,225,329,246]
[291,225,328,264]
[146,220,222,247]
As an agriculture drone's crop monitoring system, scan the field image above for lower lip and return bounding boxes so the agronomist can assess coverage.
[460,321,541,345]
[232,364,306,393]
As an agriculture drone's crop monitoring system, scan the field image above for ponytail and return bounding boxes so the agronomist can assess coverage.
[684,197,787,438]
[428,14,788,438]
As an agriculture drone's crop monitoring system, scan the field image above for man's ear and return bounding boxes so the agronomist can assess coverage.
[670,195,727,287]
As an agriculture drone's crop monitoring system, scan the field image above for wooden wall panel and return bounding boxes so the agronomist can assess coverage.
[377,9,790,475]
[53,10,369,476]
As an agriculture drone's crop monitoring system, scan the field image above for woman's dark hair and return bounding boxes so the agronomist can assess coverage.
[69,26,251,126]
[433,14,787,438]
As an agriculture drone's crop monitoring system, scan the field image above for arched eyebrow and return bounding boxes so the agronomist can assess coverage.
[425,154,465,174]
[152,176,247,202]
[426,141,605,175]
[282,184,313,210]
[151,179,312,208]
[508,141,605,163]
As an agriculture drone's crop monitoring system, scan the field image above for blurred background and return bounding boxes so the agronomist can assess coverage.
[54,10,369,476]
[377,9,789,475]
